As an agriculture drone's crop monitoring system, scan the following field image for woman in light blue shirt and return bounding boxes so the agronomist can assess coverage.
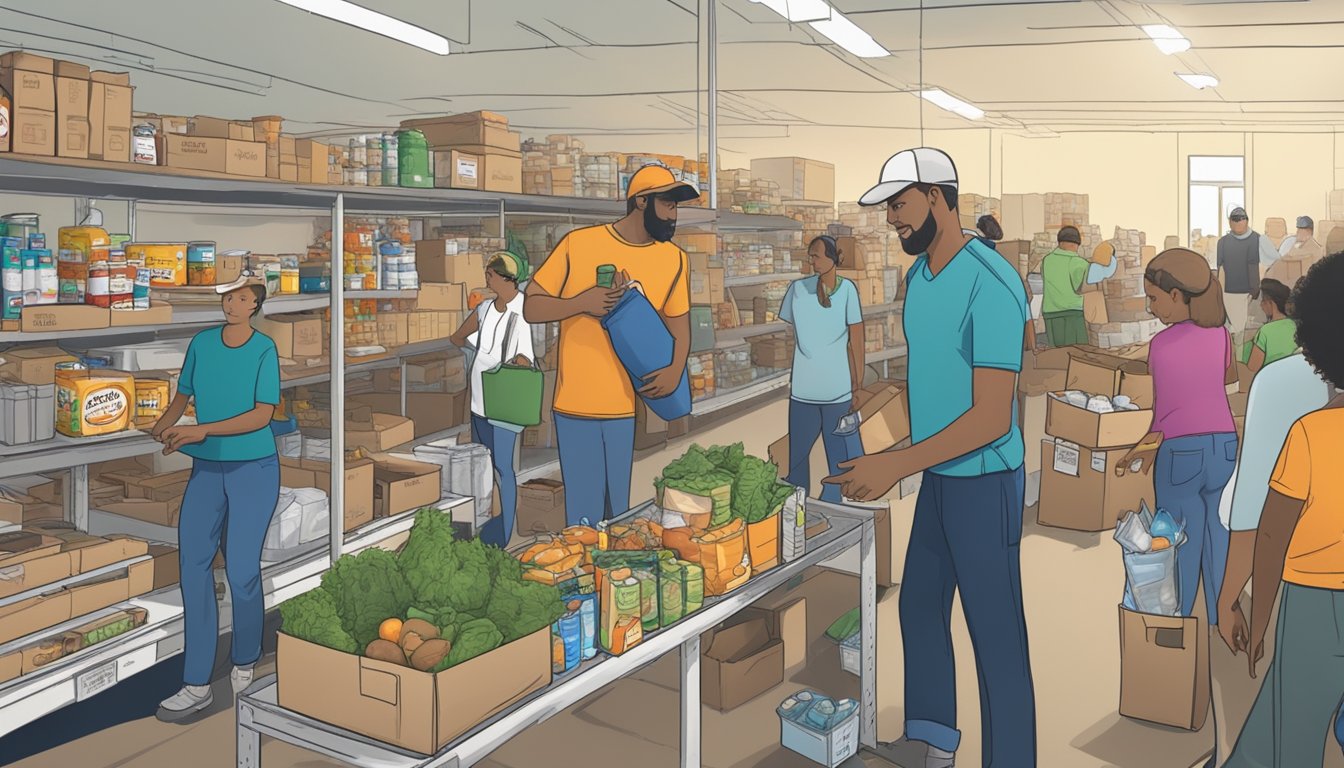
[779,235,865,502]
[150,272,282,723]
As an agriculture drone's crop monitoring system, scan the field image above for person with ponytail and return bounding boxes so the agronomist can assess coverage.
[778,235,865,503]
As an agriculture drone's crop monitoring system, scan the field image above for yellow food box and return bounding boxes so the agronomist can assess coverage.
[55,369,135,437]
[125,243,187,287]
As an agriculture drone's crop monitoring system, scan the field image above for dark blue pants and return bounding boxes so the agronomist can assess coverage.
[179,455,280,687]
[554,412,635,527]
[471,414,519,548]
[900,468,1036,766]
[785,398,862,504]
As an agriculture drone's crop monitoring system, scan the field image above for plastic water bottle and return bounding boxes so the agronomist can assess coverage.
[559,602,583,671]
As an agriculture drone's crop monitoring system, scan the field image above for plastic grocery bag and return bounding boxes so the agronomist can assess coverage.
[1122,548,1181,616]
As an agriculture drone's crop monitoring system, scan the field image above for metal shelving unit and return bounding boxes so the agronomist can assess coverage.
[723,271,802,287]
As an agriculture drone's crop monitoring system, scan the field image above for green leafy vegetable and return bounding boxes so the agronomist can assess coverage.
[438,618,505,670]
[279,586,360,653]
[731,455,790,523]
[486,578,566,643]
[321,548,413,649]
[398,508,462,609]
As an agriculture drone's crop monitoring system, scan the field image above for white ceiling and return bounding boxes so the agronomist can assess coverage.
[4,0,1343,147]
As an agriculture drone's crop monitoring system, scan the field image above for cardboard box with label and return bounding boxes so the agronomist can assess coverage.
[109,304,173,327]
[700,608,786,712]
[1045,352,1153,450]
[482,151,523,194]
[20,305,110,333]
[55,61,90,159]
[1119,605,1209,731]
[279,456,376,532]
[187,116,255,141]
[1039,439,1155,532]
[516,479,565,535]
[277,627,549,754]
[254,314,323,359]
[432,150,481,190]
[163,135,267,177]
[89,71,132,162]
[371,454,441,519]
[346,413,415,454]
[0,52,56,156]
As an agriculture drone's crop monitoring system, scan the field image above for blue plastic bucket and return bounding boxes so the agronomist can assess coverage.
[600,288,692,421]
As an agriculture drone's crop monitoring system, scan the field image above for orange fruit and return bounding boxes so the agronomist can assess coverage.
[379,617,404,643]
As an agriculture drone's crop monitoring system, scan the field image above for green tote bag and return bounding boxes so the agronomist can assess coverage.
[481,312,543,428]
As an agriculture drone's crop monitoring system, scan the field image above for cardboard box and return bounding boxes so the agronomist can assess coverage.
[96,499,182,527]
[109,303,173,327]
[346,413,416,454]
[20,305,110,333]
[0,532,72,599]
[254,314,323,359]
[147,544,180,590]
[482,152,523,194]
[835,236,867,271]
[1,52,56,156]
[415,242,485,286]
[277,628,550,754]
[113,470,190,504]
[280,163,299,182]
[163,135,267,177]
[55,531,149,573]
[516,479,565,535]
[700,610,785,712]
[0,592,71,646]
[750,157,835,204]
[417,283,466,312]
[187,116,255,141]
[66,560,153,615]
[55,62,91,159]
[768,381,910,471]
[0,345,78,384]
[402,111,520,151]
[1044,353,1153,450]
[635,398,668,451]
[0,647,19,684]
[371,454,442,519]
[753,594,808,674]
[351,392,466,437]
[1038,440,1155,532]
[89,71,132,162]
[1119,605,1209,731]
[432,150,481,190]
[279,456,376,532]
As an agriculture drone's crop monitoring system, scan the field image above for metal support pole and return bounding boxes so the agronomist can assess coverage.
[127,200,137,240]
[330,194,345,562]
[707,0,718,210]
[680,635,702,767]
[69,465,88,532]
[859,516,878,749]
[498,199,506,239]
[400,359,408,417]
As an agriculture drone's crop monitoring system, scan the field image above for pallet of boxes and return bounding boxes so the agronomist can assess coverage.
[401,111,523,194]
[1036,345,1156,532]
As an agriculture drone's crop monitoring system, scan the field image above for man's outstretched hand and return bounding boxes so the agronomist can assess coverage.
[822,451,914,502]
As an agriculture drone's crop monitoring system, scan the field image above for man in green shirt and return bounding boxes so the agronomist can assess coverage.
[1248,278,1298,374]
[1041,226,1089,347]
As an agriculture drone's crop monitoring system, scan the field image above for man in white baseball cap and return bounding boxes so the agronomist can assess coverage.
[826,148,1036,768]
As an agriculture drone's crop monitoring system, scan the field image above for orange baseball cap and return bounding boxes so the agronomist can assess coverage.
[626,164,700,202]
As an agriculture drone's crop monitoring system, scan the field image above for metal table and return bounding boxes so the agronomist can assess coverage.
[236,499,878,768]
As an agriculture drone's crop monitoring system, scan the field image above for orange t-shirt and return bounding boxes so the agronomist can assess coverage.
[531,224,690,419]
[1270,407,1344,588]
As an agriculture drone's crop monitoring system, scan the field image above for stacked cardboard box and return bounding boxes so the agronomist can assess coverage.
[580,153,621,200]
[751,157,835,205]
[688,352,716,400]
[716,345,753,391]
[718,169,784,215]
[401,111,523,194]
[958,194,1001,231]
[521,135,586,197]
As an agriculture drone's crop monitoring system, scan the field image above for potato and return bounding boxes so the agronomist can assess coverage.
[401,619,440,643]
[410,638,453,672]
[400,631,426,657]
[365,639,409,666]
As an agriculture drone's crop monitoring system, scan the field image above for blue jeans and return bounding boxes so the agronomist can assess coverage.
[901,468,1036,765]
[554,412,635,526]
[1154,433,1237,621]
[179,455,280,687]
[472,414,519,547]
[785,398,862,504]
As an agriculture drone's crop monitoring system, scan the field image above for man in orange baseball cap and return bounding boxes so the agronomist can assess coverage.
[525,164,698,525]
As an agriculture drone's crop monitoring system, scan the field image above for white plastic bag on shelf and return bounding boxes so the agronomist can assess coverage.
[276,431,303,459]
[413,440,494,528]
[263,489,302,556]
[294,489,331,545]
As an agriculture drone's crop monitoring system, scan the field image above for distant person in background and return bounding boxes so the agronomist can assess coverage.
[450,251,535,547]
[1040,226,1089,347]
[975,213,1003,244]
[1246,278,1296,375]
[1226,251,1344,768]
[1217,207,1275,347]
[778,235,865,504]
[1268,215,1324,290]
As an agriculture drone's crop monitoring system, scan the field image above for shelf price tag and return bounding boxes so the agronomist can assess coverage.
[76,660,118,702]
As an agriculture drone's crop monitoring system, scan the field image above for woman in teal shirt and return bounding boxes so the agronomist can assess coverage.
[151,272,282,723]
[780,236,866,502]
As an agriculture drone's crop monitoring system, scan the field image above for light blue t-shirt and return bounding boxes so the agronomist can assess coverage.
[178,326,281,462]
[779,275,863,405]
[905,237,1029,477]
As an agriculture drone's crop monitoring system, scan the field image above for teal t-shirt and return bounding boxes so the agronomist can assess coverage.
[178,326,281,462]
[905,238,1029,477]
[779,275,863,405]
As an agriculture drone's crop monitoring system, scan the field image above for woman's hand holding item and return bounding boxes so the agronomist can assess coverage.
[1116,432,1163,477]
[159,424,209,455]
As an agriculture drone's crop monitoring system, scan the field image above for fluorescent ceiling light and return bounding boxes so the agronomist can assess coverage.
[809,11,889,58]
[273,0,450,55]
[920,89,985,121]
[1177,72,1219,90]
[749,0,832,23]
[1141,24,1190,55]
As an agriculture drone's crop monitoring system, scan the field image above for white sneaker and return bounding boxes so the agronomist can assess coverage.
[864,738,955,768]
[231,665,254,696]
[155,685,213,723]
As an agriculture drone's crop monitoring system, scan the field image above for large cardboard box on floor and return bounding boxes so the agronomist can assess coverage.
[516,478,565,535]
[277,628,551,754]
[1045,352,1153,450]
[700,608,785,712]
[1119,605,1209,731]
[1038,439,1155,531]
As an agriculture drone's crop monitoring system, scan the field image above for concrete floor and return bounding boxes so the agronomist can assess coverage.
[11,396,1343,768]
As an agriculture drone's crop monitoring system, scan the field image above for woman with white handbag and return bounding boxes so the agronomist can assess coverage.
[450,251,536,547]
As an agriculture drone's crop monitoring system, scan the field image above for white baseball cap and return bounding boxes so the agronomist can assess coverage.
[859,148,959,207]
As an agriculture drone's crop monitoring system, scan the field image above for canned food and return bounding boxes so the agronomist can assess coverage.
[187,241,217,286]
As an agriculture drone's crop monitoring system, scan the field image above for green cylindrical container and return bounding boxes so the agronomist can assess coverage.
[596,264,617,288]
[396,129,432,189]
